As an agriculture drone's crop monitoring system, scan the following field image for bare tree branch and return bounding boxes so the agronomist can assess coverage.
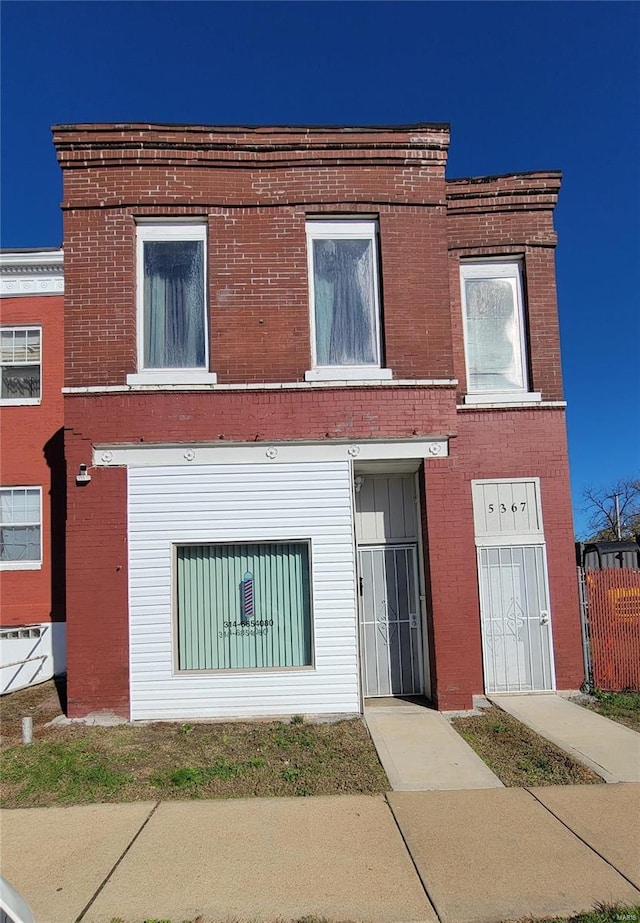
[581,478,640,541]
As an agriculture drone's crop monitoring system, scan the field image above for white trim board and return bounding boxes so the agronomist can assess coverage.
[64,378,458,394]
[306,219,384,378]
[0,249,64,297]
[94,437,449,468]
[464,392,541,405]
[457,401,566,411]
[135,222,209,379]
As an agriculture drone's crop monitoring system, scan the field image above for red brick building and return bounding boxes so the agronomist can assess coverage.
[0,249,66,692]
[53,123,583,719]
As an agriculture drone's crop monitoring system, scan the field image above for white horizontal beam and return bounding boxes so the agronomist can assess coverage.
[93,437,449,468]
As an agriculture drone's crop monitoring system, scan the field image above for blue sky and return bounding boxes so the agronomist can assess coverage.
[1,1,638,535]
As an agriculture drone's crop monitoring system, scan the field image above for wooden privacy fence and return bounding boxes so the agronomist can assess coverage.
[585,568,640,691]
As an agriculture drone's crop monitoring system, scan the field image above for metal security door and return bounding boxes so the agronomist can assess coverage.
[478,545,554,692]
[359,545,423,697]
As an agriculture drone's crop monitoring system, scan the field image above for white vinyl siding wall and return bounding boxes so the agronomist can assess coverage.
[128,461,359,720]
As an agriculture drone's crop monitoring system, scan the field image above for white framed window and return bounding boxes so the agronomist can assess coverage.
[127,222,216,386]
[461,262,539,402]
[175,541,313,671]
[0,327,41,405]
[0,487,42,570]
[305,220,391,382]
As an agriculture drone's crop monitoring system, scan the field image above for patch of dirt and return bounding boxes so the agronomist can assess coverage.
[451,707,603,787]
[0,685,388,807]
[0,678,65,746]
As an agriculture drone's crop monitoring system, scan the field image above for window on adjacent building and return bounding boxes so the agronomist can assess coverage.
[305,220,389,380]
[0,487,42,569]
[0,327,41,404]
[135,223,209,376]
[461,261,531,395]
[176,542,313,671]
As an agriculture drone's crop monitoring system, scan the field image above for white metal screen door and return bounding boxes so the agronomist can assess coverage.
[478,545,553,692]
[359,545,423,696]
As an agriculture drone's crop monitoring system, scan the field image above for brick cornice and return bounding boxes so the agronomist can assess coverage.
[52,123,451,170]
[446,171,562,214]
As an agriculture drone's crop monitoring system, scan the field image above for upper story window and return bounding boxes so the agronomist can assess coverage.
[0,487,42,570]
[128,223,216,386]
[461,261,539,403]
[305,220,391,382]
[0,327,41,405]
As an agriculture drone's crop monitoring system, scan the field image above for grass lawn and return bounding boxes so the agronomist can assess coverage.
[580,689,640,732]
[0,681,388,808]
[450,707,603,786]
[507,907,640,923]
[106,905,640,923]
[109,918,356,923]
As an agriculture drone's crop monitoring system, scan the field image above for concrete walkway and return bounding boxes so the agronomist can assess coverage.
[489,693,640,782]
[365,699,503,790]
[388,784,640,923]
[1,786,639,923]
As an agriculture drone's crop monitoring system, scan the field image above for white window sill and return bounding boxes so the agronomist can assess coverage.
[127,371,218,387]
[305,367,393,383]
[464,391,541,405]
[0,398,41,407]
[0,561,42,571]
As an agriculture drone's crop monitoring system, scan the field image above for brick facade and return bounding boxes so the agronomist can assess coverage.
[424,408,582,709]
[0,285,65,628]
[53,123,582,716]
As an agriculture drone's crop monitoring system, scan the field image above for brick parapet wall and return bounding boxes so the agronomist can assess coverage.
[52,122,451,170]
[446,172,561,219]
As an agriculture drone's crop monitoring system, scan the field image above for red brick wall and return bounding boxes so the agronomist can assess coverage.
[0,294,64,626]
[54,125,581,716]
[379,208,453,379]
[64,392,584,716]
[64,428,129,717]
[65,387,458,445]
[55,124,453,387]
[424,407,583,710]
[61,200,457,387]
[56,133,565,401]
[64,385,458,716]
[446,172,564,402]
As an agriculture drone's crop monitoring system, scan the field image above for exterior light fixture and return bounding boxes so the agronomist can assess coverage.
[76,464,91,486]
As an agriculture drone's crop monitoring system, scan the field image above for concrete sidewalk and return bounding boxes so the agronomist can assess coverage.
[365,699,503,790]
[388,784,640,923]
[0,796,436,923]
[2,786,639,923]
[489,693,640,782]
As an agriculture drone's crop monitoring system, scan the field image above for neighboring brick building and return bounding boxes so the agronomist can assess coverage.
[0,249,66,692]
[53,123,584,719]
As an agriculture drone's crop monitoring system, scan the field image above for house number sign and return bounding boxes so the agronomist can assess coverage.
[472,479,541,538]
[487,502,527,514]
